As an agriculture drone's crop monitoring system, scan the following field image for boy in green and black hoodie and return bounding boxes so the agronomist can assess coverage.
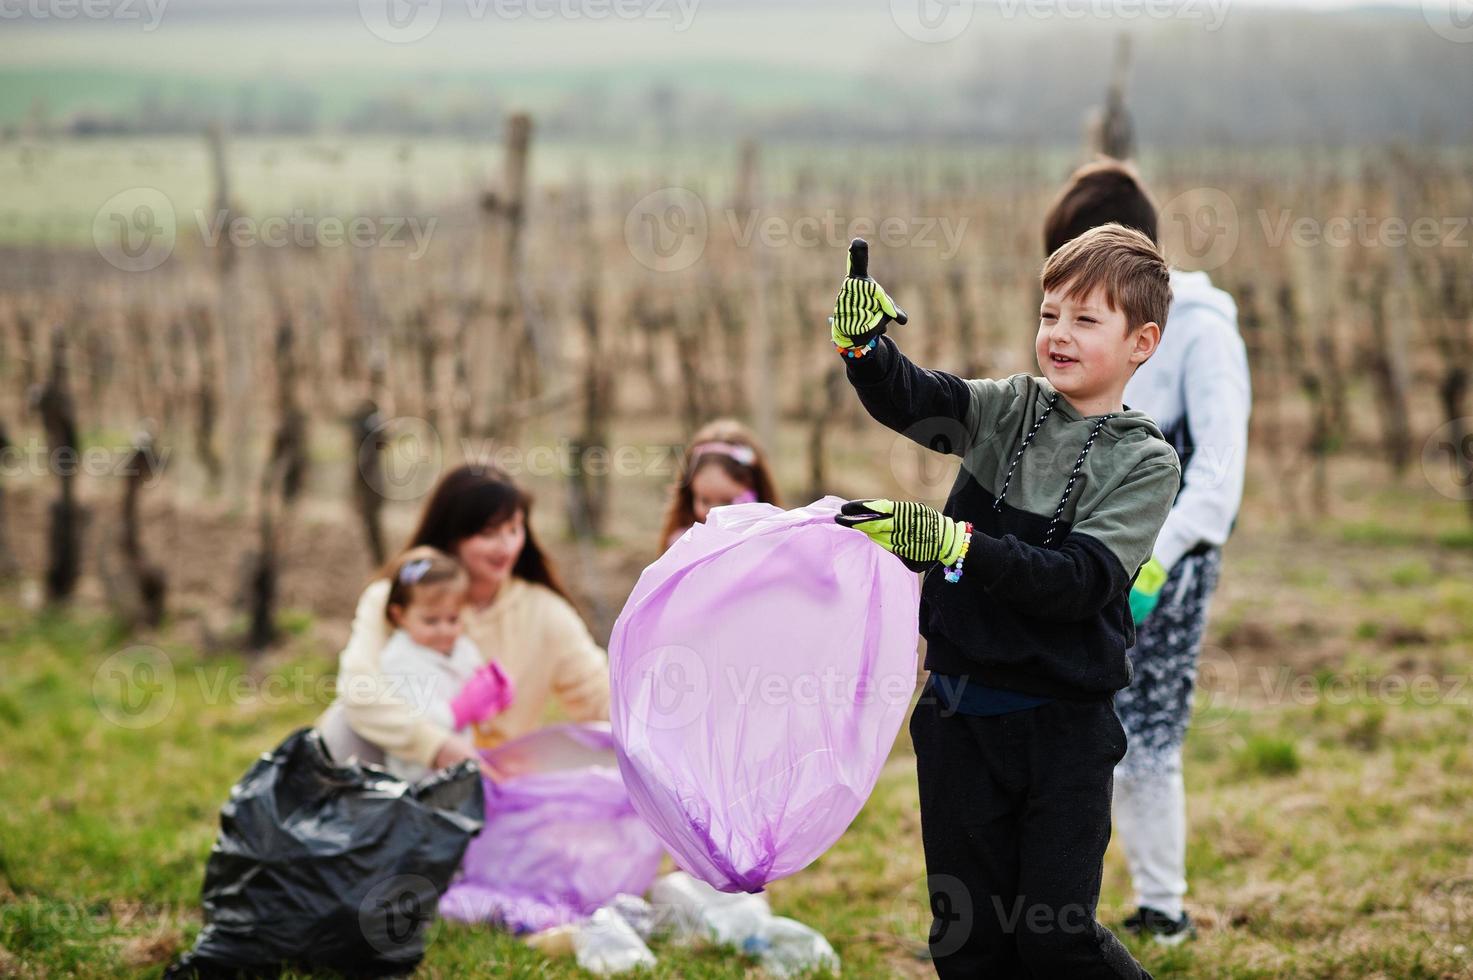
[831,225,1178,978]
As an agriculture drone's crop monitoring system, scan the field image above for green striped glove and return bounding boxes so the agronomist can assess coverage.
[1129,557,1168,624]
[829,238,907,352]
[835,499,966,572]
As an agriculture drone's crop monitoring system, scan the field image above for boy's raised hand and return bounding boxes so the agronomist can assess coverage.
[835,498,966,572]
[829,238,908,354]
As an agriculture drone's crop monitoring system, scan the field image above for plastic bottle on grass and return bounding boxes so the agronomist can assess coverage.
[573,907,657,975]
[605,893,659,941]
[649,870,771,946]
[745,916,842,978]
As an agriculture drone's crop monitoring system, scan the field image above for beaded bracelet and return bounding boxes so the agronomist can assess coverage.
[942,522,973,584]
[834,337,878,359]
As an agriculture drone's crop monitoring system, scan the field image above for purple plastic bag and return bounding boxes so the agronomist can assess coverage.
[438,724,664,933]
[610,496,921,892]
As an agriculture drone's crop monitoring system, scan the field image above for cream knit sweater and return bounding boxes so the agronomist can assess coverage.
[321,575,611,769]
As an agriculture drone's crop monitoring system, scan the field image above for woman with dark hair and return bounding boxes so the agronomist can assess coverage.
[318,464,610,772]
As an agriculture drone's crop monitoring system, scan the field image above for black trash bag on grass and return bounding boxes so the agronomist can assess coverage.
[167,727,483,979]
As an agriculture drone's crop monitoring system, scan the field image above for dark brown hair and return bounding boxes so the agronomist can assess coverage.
[657,419,780,553]
[1043,158,1159,257]
[390,463,574,605]
[384,546,468,624]
[1040,223,1172,334]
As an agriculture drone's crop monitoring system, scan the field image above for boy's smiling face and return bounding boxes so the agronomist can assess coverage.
[1036,282,1160,413]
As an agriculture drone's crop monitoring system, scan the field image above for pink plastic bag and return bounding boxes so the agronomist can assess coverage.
[610,496,920,892]
[438,724,665,933]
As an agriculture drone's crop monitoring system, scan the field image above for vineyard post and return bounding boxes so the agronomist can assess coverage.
[566,181,613,543]
[101,427,166,628]
[0,420,17,583]
[38,322,85,603]
[207,123,252,510]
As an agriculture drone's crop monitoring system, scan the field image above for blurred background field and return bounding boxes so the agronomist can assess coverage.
[2,0,1472,977]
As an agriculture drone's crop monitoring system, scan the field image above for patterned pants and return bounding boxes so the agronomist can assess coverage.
[1111,548,1222,919]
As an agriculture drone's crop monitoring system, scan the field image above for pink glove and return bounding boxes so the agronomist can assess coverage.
[450,661,515,729]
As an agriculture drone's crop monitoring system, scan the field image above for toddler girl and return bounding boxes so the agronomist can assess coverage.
[377,546,514,781]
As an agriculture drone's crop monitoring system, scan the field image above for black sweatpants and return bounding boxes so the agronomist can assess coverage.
[910,690,1153,979]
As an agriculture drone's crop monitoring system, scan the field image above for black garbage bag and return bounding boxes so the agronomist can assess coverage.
[167,727,484,979]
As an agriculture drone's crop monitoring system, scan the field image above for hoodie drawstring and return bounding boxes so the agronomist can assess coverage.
[993,395,1057,513]
[993,392,1117,547]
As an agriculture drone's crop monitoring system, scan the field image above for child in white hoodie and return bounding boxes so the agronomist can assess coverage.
[1043,159,1252,945]
[378,547,514,782]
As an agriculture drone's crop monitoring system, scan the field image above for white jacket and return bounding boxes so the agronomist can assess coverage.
[319,576,610,771]
[376,629,483,781]
[1123,269,1251,572]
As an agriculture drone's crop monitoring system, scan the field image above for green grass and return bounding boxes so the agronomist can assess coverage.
[4,468,1473,976]
[5,606,1473,978]
[1233,734,1302,779]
